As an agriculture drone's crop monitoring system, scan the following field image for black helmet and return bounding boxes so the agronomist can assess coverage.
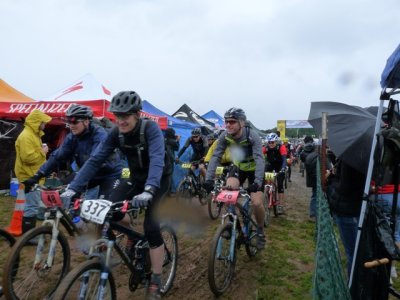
[66,104,93,119]
[224,107,246,121]
[164,127,176,139]
[191,128,201,136]
[304,136,314,144]
[109,91,142,113]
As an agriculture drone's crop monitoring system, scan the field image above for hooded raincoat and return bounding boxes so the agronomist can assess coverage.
[14,110,52,182]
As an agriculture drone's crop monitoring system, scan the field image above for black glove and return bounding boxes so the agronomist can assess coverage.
[22,173,43,193]
[132,185,156,208]
[248,182,260,193]
[203,180,214,193]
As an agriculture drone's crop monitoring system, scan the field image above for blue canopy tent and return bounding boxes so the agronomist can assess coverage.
[202,110,225,128]
[142,100,199,191]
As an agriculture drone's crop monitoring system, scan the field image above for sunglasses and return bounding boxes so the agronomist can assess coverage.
[66,118,84,125]
[268,141,276,144]
[114,113,133,120]
[192,135,200,138]
[225,120,238,125]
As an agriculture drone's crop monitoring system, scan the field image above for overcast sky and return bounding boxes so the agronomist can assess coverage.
[1,0,399,129]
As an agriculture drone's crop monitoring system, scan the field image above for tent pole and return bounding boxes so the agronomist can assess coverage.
[348,99,385,288]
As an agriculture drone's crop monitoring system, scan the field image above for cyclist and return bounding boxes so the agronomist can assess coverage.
[24,105,122,209]
[263,132,287,213]
[60,91,171,299]
[282,137,294,182]
[204,131,231,167]
[175,127,208,180]
[204,107,266,249]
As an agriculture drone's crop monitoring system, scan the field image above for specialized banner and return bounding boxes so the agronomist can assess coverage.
[286,120,313,129]
[0,100,168,129]
[277,120,286,138]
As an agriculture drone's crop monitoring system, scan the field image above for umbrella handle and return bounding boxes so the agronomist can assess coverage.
[364,258,389,268]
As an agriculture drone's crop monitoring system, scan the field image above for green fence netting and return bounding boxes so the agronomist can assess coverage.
[312,159,351,300]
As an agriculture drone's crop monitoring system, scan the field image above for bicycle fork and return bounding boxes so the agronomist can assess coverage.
[34,210,62,270]
[217,213,237,262]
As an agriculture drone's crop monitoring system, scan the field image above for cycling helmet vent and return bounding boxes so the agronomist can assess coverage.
[109,91,142,113]
[65,104,93,119]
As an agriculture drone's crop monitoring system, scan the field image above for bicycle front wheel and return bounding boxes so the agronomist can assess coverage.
[160,224,178,295]
[245,205,258,258]
[3,225,70,300]
[207,195,222,220]
[53,259,116,300]
[208,222,236,297]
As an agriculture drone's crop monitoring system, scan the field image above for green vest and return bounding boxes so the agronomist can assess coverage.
[225,131,256,171]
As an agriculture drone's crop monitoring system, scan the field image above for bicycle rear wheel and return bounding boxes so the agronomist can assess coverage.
[208,222,236,297]
[176,179,192,202]
[262,189,270,227]
[160,224,178,295]
[53,259,116,300]
[0,229,15,298]
[3,225,70,300]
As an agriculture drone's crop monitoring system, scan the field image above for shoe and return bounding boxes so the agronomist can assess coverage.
[145,282,161,300]
[277,205,285,215]
[256,233,266,250]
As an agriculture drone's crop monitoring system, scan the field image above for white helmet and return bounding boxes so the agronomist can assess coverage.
[266,132,279,142]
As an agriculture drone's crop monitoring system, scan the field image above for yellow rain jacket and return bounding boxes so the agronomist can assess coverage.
[14,110,52,182]
[205,140,231,164]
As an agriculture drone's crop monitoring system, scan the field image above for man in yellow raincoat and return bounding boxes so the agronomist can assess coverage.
[14,109,51,233]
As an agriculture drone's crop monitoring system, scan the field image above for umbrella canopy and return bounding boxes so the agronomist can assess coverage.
[308,101,380,175]
[381,43,400,89]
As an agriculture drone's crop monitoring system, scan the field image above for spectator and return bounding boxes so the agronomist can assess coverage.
[327,159,365,277]
[14,109,51,234]
[163,127,180,192]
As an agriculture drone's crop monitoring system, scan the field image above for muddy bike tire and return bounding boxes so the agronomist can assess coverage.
[207,194,222,220]
[244,205,258,258]
[160,224,178,295]
[208,222,236,297]
[176,179,192,203]
[52,259,116,300]
[272,189,279,217]
[3,225,70,300]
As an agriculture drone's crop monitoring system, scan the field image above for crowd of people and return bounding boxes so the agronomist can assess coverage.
[10,90,400,298]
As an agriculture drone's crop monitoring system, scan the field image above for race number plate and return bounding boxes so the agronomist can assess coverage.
[41,190,63,208]
[181,163,192,169]
[216,190,239,204]
[265,172,275,181]
[80,199,112,224]
[215,166,224,175]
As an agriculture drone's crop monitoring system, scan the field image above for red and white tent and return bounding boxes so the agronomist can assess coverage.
[0,74,168,128]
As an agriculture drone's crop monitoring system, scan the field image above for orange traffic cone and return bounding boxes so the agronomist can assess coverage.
[5,184,26,237]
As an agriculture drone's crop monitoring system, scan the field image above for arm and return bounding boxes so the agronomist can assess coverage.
[250,131,265,186]
[18,134,46,166]
[204,140,217,163]
[280,145,287,169]
[145,121,165,189]
[205,134,227,182]
[176,138,190,158]
[68,128,119,193]
[38,134,75,176]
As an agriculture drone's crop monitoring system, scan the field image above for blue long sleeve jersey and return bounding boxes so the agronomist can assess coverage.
[69,119,165,193]
[39,123,122,181]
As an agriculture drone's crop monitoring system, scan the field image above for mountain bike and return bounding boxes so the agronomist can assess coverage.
[208,187,259,297]
[264,171,281,218]
[176,161,207,205]
[53,199,178,300]
[3,185,84,300]
[0,229,15,298]
[207,166,229,220]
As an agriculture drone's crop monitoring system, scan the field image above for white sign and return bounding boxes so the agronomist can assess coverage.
[80,199,112,224]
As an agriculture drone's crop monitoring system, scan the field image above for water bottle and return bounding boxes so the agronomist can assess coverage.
[73,216,88,233]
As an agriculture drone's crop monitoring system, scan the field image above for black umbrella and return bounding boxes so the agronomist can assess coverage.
[308,101,381,175]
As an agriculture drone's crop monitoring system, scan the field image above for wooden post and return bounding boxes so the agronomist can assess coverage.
[321,112,328,192]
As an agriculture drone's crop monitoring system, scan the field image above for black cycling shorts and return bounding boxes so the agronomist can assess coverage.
[227,165,264,191]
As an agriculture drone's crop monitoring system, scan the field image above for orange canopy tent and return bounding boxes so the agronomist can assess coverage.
[0,79,34,103]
